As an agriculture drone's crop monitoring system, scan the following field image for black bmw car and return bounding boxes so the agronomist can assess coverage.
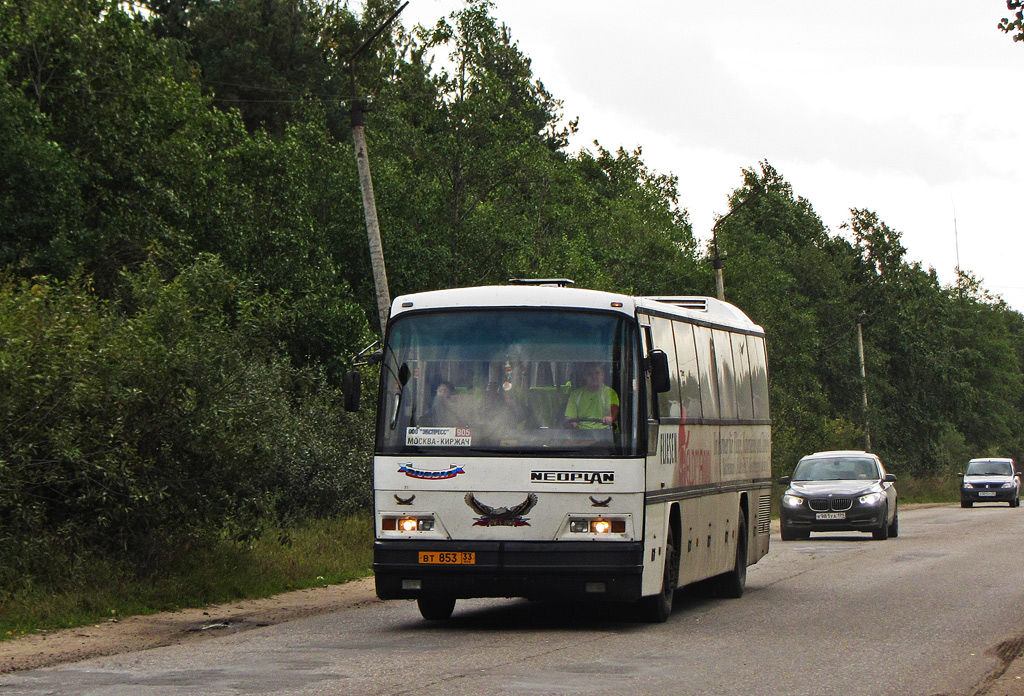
[779,450,898,541]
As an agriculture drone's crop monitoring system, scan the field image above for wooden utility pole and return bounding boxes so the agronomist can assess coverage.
[349,94,390,335]
[709,191,759,302]
[856,314,872,452]
[348,2,408,335]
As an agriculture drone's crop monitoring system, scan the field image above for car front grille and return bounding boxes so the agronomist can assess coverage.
[808,497,853,512]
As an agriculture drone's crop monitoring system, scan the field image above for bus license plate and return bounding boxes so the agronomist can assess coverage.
[418,551,475,565]
[815,512,846,520]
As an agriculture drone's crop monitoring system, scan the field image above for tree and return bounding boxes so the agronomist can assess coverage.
[0,80,82,272]
[710,162,854,473]
[1,0,240,291]
[378,0,570,289]
[999,1,1024,42]
[186,0,337,135]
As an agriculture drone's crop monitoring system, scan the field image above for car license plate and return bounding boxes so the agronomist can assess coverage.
[418,551,475,565]
[815,512,846,520]
[979,491,997,497]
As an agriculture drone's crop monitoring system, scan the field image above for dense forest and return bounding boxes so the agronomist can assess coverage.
[2,0,1023,585]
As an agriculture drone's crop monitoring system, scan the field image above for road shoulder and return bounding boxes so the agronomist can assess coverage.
[0,576,378,674]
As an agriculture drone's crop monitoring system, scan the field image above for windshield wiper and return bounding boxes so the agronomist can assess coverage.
[387,362,411,430]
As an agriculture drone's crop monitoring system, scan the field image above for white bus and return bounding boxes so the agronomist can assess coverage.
[354,280,771,622]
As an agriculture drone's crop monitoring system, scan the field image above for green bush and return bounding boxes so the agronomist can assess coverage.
[0,258,373,591]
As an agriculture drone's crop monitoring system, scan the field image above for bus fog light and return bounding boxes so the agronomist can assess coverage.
[585,582,606,593]
[402,579,422,590]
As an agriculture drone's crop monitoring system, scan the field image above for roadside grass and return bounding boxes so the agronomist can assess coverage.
[896,474,961,504]
[0,514,374,641]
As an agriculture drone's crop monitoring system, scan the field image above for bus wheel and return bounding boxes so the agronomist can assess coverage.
[417,595,456,621]
[639,527,678,623]
[713,515,748,599]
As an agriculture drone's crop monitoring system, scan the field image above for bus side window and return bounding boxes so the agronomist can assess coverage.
[747,335,770,419]
[694,325,719,419]
[649,317,681,420]
[675,322,702,420]
[713,329,737,420]
[733,333,754,420]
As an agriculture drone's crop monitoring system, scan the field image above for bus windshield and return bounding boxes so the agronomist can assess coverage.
[377,309,640,457]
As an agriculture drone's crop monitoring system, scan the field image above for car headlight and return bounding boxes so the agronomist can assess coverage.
[858,492,884,505]
[1002,481,1015,489]
[782,494,804,508]
[962,482,974,489]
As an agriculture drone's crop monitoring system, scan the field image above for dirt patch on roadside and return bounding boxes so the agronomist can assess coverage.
[0,576,379,674]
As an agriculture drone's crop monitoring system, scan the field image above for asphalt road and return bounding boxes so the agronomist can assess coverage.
[3,503,1024,696]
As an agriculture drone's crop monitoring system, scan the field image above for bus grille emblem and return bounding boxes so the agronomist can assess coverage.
[465,493,538,527]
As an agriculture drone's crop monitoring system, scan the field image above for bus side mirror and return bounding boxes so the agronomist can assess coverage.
[343,370,362,412]
[649,350,671,394]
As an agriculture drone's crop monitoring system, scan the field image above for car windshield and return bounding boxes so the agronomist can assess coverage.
[965,460,1013,476]
[792,457,879,481]
[376,309,640,457]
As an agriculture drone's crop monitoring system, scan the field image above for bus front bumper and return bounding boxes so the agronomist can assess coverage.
[374,540,644,602]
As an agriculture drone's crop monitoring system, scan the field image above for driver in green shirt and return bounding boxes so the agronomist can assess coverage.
[565,363,619,430]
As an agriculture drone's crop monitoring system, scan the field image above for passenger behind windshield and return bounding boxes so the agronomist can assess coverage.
[422,380,457,426]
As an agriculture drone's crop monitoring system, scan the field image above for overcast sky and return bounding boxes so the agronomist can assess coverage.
[395,1,1024,311]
